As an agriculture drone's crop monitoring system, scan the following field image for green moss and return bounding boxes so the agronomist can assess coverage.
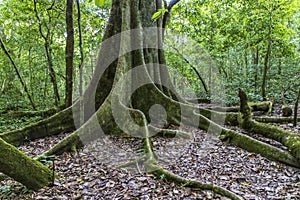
[219,128,300,168]
[0,138,53,190]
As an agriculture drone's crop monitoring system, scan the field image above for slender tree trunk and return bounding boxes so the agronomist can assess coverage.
[65,0,74,107]
[0,36,36,110]
[253,47,259,91]
[294,88,300,127]
[76,0,84,98]
[76,0,84,125]
[261,17,272,101]
[33,0,61,106]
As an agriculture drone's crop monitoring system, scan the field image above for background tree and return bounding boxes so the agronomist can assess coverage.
[65,0,74,107]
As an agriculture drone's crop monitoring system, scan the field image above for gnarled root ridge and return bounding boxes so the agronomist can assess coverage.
[238,89,300,165]
[140,113,243,200]
[0,105,76,146]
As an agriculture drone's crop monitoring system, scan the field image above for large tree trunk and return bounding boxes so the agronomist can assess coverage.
[0,137,53,190]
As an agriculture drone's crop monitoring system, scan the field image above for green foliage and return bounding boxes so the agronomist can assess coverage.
[0,185,15,197]
[34,154,55,164]
[0,115,42,133]
[0,0,109,110]
[95,0,105,7]
[0,184,32,198]
[166,0,300,104]
[152,8,168,21]
[160,174,166,180]
[152,1,168,21]
[0,0,299,109]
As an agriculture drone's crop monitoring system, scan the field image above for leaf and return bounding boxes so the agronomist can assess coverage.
[95,0,105,7]
[152,10,162,20]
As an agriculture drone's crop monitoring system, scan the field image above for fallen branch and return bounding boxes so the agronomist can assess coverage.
[219,128,300,168]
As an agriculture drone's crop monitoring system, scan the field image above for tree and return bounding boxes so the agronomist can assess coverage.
[65,0,75,107]
[0,36,36,110]
[1,0,300,199]
[33,0,61,106]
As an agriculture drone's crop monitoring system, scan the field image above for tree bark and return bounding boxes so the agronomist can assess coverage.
[65,0,75,107]
[0,137,53,190]
[261,21,272,101]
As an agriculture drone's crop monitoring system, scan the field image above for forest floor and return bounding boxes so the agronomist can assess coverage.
[0,105,300,200]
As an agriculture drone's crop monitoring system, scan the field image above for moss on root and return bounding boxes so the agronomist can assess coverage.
[237,89,300,164]
[248,120,300,163]
[142,135,243,200]
[219,128,300,168]
[0,137,53,191]
[0,106,75,146]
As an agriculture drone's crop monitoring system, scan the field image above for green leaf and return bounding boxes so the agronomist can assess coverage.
[95,0,105,7]
[152,10,162,20]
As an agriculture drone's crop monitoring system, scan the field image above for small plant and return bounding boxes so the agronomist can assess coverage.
[34,154,56,186]
[160,174,166,180]
[152,2,168,20]
[0,185,14,196]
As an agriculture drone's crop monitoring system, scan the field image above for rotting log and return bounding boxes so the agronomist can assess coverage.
[0,137,53,190]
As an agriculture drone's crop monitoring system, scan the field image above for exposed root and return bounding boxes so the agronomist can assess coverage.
[149,125,192,139]
[219,128,300,168]
[0,106,76,146]
[141,120,243,199]
[116,156,146,169]
[254,116,300,124]
[1,104,65,119]
[238,89,300,164]
[0,137,53,191]
[192,111,300,168]
[247,120,300,164]
[148,163,244,200]
[209,101,272,113]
